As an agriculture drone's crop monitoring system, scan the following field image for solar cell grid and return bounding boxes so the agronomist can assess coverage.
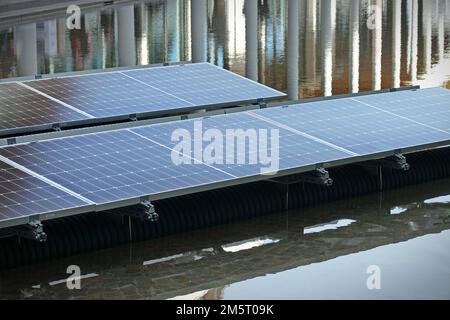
[22,63,285,122]
[253,92,450,155]
[131,112,352,177]
[26,72,193,118]
[353,87,450,133]
[1,63,285,138]
[124,63,284,106]
[0,130,237,205]
[0,83,89,132]
[0,159,89,223]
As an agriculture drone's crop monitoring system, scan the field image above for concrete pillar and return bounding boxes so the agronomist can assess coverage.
[117,4,136,66]
[320,0,335,96]
[245,0,258,81]
[191,0,207,62]
[372,0,382,91]
[15,23,38,76]
[287,0,300,100]
[392,0,401,88]
[349,0,360,93]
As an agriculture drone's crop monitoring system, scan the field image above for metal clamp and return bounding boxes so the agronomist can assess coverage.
[6,138,17,145]
[379,154,410,171]
[297,168,333,187]
[257,98,267,109]
[141,200,159,222]
[4,220,47,242]
[52,123,62,132]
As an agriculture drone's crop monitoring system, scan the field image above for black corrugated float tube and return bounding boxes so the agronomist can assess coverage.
[0,147,449,269]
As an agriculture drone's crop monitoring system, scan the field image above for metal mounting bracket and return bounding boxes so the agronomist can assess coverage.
[2,220,47,242]
[298,167,333,186]
[359,154,410,173]
[379,154,410,171]
[52,123,61,132]
[257,98,267,109]
[141,200,159,222]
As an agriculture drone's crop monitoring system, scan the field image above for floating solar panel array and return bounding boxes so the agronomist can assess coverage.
[0,87,449,229]
[0,63,285,138]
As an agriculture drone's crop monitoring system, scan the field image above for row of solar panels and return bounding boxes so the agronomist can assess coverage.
[0,63,285,138]
[0,87,449,229]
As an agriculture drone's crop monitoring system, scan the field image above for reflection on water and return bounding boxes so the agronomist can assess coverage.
[1,0,450,98]
[303,218,356,234]
[0,178,449,300]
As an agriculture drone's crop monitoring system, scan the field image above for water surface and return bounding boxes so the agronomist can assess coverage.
[0,179,449,300]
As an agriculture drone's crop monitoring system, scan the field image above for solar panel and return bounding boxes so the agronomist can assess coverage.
[353,87,450,133]
[0,87,448,230]
[0,63,285,138]
[0,158,91,227]
[0,130,237,205]
[0,83,89,135]
[123,63,284,106]
[253,90,450,155]
[0,112,352,228]
[131,112,352,177]
[25,72,193,118]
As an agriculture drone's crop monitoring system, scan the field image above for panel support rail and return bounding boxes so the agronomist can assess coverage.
[269,167,334,187]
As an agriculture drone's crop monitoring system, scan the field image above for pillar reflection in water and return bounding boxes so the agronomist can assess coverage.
[84,11,102,70]
[349,0,360,93]
[320,0,335,97]
[44,19,57,74]
[191,0,207,63]
[14,23,38,76]
[287,0,300,100]
[117,4,136,66]
[392,0,401,88]
[406,0,412,74]
[423,0,432,74]
[138,2,149,65]
[371,0,382,91]
[167,0,181,63]
[245,0,258,81]
[304,0,317,91]
[410,0,419,83]
[438,1,445,62]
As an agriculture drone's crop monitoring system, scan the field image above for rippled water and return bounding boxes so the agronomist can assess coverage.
[0,179,449,300]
